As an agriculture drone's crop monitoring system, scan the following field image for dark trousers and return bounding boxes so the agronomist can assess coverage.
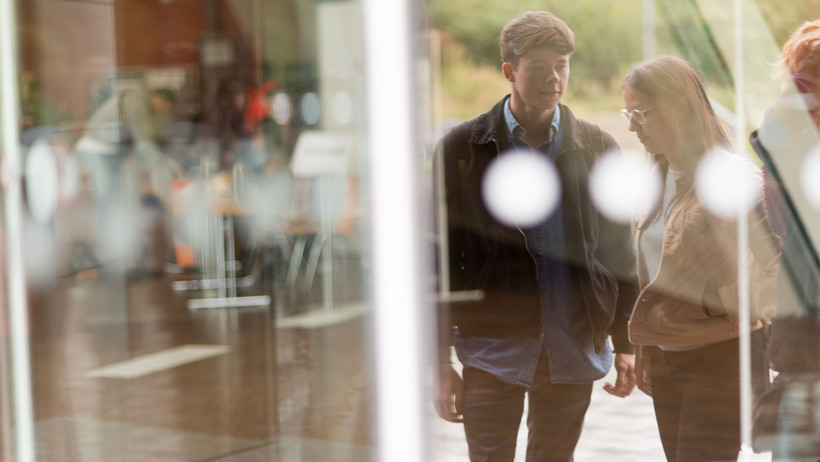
[461,350,593,462]
[649,331,768,462]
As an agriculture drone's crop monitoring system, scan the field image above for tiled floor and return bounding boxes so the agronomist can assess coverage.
[429,363,666,462]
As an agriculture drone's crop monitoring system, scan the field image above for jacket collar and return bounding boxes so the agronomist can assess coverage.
[468,96,509,145]
[467,95,597,153]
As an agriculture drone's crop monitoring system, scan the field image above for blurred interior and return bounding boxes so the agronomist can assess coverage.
[0,0,819,460]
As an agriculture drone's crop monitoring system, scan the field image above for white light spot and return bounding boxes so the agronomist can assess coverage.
[332,91,353,126]
[300,92,321,126]
[25,139,59,224]
[801,145,820,211]
[481,150,561,227]
[695,147,762,219]
[271,92,292,126]
[589,149,662,224]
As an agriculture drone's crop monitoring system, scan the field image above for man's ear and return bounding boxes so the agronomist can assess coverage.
[502,62,515,82]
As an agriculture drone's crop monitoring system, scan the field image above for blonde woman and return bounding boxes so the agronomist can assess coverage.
[622,56,781,462]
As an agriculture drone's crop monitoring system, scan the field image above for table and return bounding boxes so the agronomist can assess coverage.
[171,178,271,310]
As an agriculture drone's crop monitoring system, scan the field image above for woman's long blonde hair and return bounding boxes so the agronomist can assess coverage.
[622,56,731,178]
[624,56,731,229]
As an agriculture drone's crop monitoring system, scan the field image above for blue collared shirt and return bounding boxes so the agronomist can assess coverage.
[453,99,613,385]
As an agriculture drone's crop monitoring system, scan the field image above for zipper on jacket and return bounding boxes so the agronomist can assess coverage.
[518,227,540,283]
[492,137,541,280]
[492,137,546,332]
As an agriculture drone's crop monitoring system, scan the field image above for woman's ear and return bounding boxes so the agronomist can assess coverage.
[502,62,515,82]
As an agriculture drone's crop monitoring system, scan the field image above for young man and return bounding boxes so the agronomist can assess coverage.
[435,11,638,461]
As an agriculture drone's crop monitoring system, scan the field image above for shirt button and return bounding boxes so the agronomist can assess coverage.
[536,251,543,257]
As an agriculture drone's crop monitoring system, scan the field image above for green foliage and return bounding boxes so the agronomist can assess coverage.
[654,0,734,87]
[426,0,819,121]
[753,0,820,44]
[427,0,644,89]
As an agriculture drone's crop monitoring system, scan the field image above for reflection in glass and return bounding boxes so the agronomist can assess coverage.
[299,92,321,126]
[4,0,372,460]
[272,92,293,126]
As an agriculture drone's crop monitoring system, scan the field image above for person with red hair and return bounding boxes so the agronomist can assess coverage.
[750,19,820,458]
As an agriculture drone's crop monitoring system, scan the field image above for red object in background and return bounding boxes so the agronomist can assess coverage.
[243,80,277,134]
[169,178,197,268]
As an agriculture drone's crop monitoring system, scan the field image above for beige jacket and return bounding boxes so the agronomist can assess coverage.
[628,167,782,347]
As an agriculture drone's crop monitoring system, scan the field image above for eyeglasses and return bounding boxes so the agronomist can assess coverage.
[620,107,654,124]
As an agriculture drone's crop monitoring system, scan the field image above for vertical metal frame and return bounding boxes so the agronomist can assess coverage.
[363,0,429,460]
[733,0,757,459]
[0,0,36,460]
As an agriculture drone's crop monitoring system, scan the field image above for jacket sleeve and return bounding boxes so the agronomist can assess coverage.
[433,130,463,364]
[700,198,783,322]
[595,133,639,354]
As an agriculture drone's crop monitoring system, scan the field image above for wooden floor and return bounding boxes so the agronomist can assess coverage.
[15,259,374,461]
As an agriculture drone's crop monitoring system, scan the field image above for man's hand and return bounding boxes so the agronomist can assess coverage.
[435,364,464,422]
[603,353,636,398]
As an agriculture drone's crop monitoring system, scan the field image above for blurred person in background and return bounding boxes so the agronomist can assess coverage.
[435,11,639,461]
[622,56,782,462]
[75,81,179,273]
[749,19,820,458]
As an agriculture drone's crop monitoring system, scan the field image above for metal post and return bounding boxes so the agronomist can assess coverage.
[733,0,758,459]
[643,0,656,60]
[0,0,36,459]
[738,205,755,460]
[320,179,334,313]
[363,0,428,460]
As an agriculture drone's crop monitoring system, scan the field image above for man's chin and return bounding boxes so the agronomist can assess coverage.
[541,93,563,106]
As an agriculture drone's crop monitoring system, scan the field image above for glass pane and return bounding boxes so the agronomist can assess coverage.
[6,0,820,461]
[423,2,820,461]
[3,0,373,460]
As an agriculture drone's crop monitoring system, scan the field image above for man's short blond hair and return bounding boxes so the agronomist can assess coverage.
[500,11,575,67]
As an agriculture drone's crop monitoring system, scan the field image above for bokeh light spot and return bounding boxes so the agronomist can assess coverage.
[25,139,59,225]
[589,149,661,224]
[272,92,292,126]
[695,147,762,219]
[300,92,321,126]
[481,150,561,227]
